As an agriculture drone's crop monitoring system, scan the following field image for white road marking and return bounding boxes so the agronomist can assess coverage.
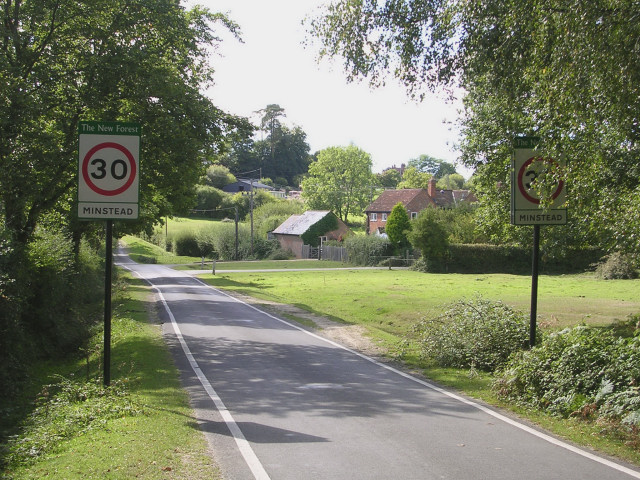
[123,266,271,480]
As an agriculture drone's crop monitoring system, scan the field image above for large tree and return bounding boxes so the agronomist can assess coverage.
[0,0,250,248]
[301,145,375,222]
[308,0,640,254]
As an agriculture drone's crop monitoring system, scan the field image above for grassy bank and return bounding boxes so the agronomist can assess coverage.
[199,269,640,334]
[1,273,219,480]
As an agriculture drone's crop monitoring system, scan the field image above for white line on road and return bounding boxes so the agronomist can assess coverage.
[123,266,271,480]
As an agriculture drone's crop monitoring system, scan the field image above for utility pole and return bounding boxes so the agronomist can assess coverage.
[250,178,254,256]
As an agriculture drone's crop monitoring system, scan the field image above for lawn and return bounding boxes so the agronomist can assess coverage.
[199,269,640,339]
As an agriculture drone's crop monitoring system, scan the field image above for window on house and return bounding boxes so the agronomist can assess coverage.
[382,213,387,222]
[371,213,377,221]
[411,212,418,219]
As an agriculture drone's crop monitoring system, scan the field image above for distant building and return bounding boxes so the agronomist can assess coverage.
[364,178,476,235]
[223,179,274,194]
[271,210,351,259]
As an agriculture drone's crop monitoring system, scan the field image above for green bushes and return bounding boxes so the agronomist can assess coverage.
[0,227,103,397]
[412,296,640,431]
[493,322,640,424]
[412,298,531,371]
[344,234,392,266]
[595,252,639,279]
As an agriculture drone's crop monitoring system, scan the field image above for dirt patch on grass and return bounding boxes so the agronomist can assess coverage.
[224,291,387,359]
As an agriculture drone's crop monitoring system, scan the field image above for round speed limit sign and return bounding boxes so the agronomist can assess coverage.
[82,142,137,197]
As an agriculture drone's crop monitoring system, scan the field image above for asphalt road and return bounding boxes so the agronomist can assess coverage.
[117,253,640,480]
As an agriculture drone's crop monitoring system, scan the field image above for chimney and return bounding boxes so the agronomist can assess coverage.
[428,177,437,197]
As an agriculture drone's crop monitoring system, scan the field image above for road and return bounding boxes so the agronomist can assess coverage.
[117,253,640,480]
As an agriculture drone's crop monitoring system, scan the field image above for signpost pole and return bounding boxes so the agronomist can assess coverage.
[104,220,113,386]
[529,224,540,348]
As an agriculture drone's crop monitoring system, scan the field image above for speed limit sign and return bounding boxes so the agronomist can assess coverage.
[511,137,567,225]
[78,121,140,220]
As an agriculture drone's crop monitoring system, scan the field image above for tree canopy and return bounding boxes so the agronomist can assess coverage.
[308,0,640,254]
[301,145,375,222]
[217,105,311,187]
[0,0,251,248]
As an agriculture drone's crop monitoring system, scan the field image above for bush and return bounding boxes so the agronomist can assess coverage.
[172,232,201,257]
[493,324,640,420]
[344,234,392,266]
[595,251,638,279]
[411,297,531,371]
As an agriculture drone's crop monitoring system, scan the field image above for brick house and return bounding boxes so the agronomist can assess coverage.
[364,178,476,235]
[271,210,351,259]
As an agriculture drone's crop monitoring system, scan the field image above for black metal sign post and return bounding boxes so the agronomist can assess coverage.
[104,220,113,386]
[529,225,540,347]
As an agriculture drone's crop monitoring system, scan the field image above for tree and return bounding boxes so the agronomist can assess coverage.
[308,0,640,255]
[0,0,251,248]
[202,165,237,189]
[408,155,457,179]
[301,145,375,222]
[386,203,411,253]
[397,167,432,189]
[437,173,465,190]
[408,208,449,270]
[377,169,402,189]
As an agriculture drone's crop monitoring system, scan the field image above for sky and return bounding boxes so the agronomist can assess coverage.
[187,0,468,176]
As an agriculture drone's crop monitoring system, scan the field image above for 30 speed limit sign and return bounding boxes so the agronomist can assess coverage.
[511,137,567,225]
[78,121,140,220]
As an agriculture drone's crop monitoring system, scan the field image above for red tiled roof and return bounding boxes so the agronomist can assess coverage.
[365,188,476,213]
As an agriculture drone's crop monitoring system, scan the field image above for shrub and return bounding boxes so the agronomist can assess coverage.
[411,297,531,371]
[344,234,392,266]
[172,232,201,257]
[595,251,638,279]
[493,325,640,420]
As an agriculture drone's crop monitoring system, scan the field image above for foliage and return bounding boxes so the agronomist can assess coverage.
[343,234,392,266]
[252,200,305,238]
[3,376,144,469]
[307,0,640,256]
[202,165,237,189]
[377,169,402,188]
[397,166,432,189]
[301,145,376,222]
[408,155,457,179]
[437,173,465,190]
[385,203,411,252]
[0,0,251,247]
[193,185,229,215]
[300,213,340,247]
[595,252,639,280]
[411,297,531,371]
[493,324,640,422]
[217,105,311,187]
[408,208,449,270]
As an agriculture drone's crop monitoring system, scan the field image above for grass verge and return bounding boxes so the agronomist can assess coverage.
[1,273,218,480]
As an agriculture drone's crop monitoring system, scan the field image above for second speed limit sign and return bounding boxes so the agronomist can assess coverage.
[78,121,140,220]
[511,137,567,225]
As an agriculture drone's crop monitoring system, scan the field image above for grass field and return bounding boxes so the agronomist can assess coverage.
[199,269,640,337]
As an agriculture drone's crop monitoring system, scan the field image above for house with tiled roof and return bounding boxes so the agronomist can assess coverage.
[364,178,476,235]
[271,210,351,258]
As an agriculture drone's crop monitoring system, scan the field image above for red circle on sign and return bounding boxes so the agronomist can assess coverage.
[82,142,137,196]
[517,157,564,205]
